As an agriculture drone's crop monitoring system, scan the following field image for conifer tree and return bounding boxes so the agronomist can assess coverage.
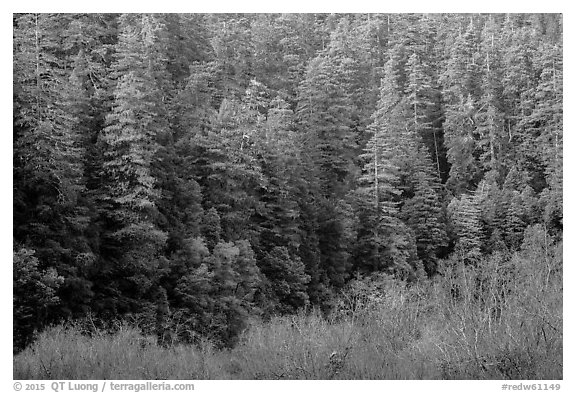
[97,14,170,312]
[441,19,483,194]
[295,48,360,287]
[209,15,254,102]
[476,16,507,174]
[448,193,483,264]
[504,190,527,250]
[353,46,419,275]
[296,54,357,198]
[401,147,448,276]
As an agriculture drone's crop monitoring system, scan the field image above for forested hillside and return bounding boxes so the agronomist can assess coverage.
[13,13,562,353]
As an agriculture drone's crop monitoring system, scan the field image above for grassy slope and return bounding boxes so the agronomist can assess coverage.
[14,242,562,380]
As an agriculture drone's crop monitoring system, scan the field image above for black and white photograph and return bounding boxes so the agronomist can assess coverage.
[11,8,564,385]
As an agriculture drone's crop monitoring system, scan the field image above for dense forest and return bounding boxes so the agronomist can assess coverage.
[13,13,562,354]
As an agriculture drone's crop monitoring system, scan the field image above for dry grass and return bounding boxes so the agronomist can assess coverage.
[14,240,562,380]
[13,325,231,379]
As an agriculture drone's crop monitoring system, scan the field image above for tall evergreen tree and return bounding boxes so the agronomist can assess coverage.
[475,16,507,174]
[352,46,418,276]
[296,54,357,198]
[441,19,483,194]
[97,14,170,313]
